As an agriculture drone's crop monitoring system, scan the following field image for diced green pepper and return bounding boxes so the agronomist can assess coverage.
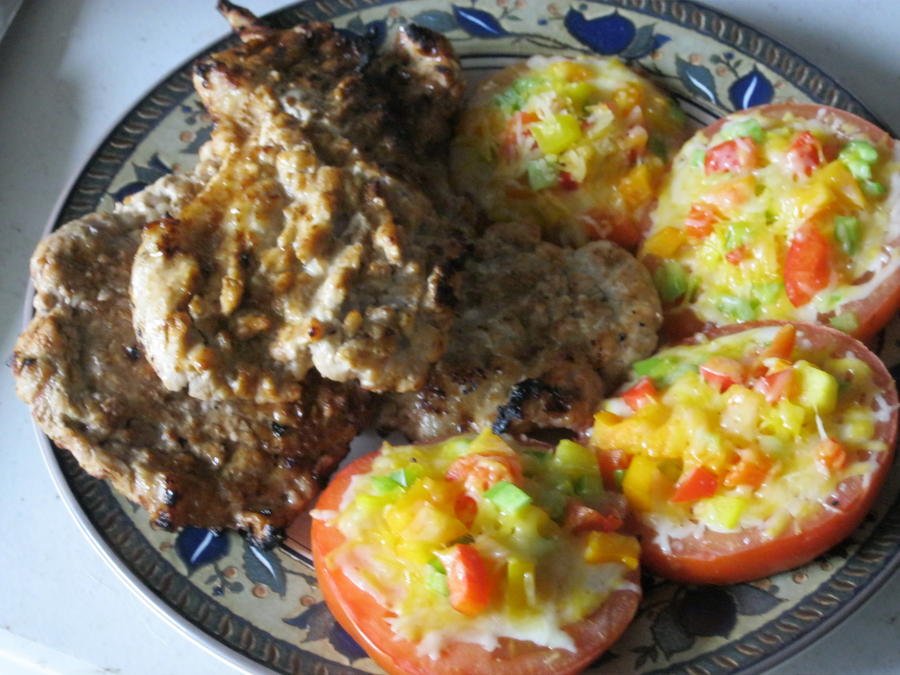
[718,295,758,321]
[833,215,860,255]
[485,480,533,513]
[752,280,784,304]
[720,118,765,144]
[691,148,705,167]
[425,561,449,596]
[554,439,599,473]
[389,464,424,488]
[526,158,559,190]
[494,76,545,112]
[574,474,604,500]
[653,260,689,303]
[613,469,627,488]
[724,221,754,250]
[863,180,886,196]
[633,356,677,380]
[829,312,860,334]
[369,475,403,496]
[843,140,879,163]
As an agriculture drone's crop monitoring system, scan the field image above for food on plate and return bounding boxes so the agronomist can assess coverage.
[12,172,372,545]
[452,55,688,248]
[641,104,900,340]
[592,322,898,584]
[131,11,472,400]
[312,430,641,674]
[379,221,661,440]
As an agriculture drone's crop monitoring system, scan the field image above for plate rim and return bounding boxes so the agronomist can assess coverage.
[23,0,900,673]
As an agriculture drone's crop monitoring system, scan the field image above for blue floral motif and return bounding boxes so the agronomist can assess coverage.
[175,527,229,575]
[242,540,287,596]
[110,153,171,203]
[729,67,775,109]
[676,56,719,105]
[564,9,636,55]
[452,5,507,38]
[412,9,457,33]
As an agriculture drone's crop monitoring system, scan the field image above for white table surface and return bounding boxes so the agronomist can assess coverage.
[1,1,899,673]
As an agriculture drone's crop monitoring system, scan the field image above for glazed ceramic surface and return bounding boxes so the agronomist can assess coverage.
[38,1,900,673]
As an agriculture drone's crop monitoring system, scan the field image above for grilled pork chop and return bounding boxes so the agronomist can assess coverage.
[131,12,470,402]
[378,222,662,440]
[13,170,372,546]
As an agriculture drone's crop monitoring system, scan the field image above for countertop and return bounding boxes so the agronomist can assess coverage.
[1,1,899,673]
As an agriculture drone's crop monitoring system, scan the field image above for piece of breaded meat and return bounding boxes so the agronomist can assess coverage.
[378,222,662,440]
[13,170,372,546]
[131,12,471,402]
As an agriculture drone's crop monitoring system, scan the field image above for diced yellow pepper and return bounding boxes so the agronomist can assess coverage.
[594,410,623,428]
[545,60,594,82]
[794,360,838,414]
[386,500,467,543]
[622,454,674,512]
[532,114,582,155]
[695,495,748,531]
[618,164,653,210]
[583,531,641,570]
[763,398,807,441]
[505,557,538,614]
[642,226,688,258]
[817,160,867,209]
[561,81,594,108]
[839,406,876,444]
[468,428,514,456]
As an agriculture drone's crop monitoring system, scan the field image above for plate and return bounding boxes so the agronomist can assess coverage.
[33,1,900,673]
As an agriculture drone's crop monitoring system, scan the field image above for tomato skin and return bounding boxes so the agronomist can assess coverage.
[784,222,832,307]
[635,321,898,585]
[312,451,642,675]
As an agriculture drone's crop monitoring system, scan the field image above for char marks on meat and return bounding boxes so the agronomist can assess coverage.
[131,16,471,402]
[13,173,372,546]
[379,222,662,440]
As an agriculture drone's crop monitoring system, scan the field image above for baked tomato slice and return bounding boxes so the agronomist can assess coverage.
[312,450,641,675]
[595,321,898,585]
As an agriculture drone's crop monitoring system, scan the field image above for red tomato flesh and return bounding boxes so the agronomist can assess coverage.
[670,466,719,503]
[312,452,642,675]
[621,376,658,411]
[786,130,824,177]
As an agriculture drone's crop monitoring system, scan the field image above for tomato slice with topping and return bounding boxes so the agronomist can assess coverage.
[312,450,642,675]
[598,322,898,585]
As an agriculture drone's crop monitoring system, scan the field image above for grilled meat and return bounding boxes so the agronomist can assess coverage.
[379,222,662,440]
[131,15,470,402]
[13,170,372,546]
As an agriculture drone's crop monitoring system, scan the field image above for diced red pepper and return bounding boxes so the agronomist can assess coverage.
[725,245,748,265]
[684,203,719,238]
[705,137,760,175]
[816,438,847,473]
[761,324,796,360]
[671,466,719,502]
[559,171,580,191]
[454,493,478,528]
[786,131,824,178]
[700,356,745,393]
[563,500,624,534]
[621,376,659,411]
[446,544,492,616]
[724,450,772,490]
[754,367,798,404]
[784,223,832,307]
[446,454,524,494]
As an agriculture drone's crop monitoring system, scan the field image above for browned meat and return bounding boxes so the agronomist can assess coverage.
[13,172,372,546]
[378,222,662,440]
[131,14,472,402]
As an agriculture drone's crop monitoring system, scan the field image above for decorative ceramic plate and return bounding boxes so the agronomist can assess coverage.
[34,1,900,673]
